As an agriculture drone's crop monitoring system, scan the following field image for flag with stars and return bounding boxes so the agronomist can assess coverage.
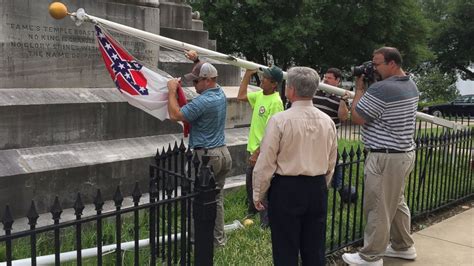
[95,25,189,136]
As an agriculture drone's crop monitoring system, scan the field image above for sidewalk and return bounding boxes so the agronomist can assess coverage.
[384,208,473,265]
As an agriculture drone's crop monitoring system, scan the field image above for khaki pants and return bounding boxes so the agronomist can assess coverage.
[195,146,232,246]
[359,151,415,261]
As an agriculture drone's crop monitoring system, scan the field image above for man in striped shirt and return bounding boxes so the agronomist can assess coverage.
[313,68,349,192]
[342,47,419,266]
[313,68,349,128]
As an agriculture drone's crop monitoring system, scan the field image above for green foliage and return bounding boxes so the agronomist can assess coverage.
[421,0,474,80]
[412,64,459,102]
[191,0,431,71]
[192,0,316,69]
[302,0,432,70]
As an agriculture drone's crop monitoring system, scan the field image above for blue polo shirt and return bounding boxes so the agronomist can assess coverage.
[181,87,227,149]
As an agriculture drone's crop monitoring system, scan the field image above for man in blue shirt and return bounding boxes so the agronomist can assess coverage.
[167,57,232,247]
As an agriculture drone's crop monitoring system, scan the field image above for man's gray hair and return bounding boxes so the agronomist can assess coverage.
[287,67,320,98]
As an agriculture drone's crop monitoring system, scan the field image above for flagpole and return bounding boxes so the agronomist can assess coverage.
[58,7,464,130]
[71,9,347,95]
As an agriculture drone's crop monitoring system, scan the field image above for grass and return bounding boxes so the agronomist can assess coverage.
[215,188,273,266]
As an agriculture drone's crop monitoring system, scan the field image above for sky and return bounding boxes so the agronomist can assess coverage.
[456,79,474,95]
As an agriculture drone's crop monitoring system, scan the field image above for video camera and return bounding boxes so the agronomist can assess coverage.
[352,61,376,83]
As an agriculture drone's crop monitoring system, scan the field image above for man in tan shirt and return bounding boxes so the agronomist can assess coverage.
[253,66,338,266]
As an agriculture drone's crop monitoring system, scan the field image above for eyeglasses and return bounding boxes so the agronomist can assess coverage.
[372,61,387,67]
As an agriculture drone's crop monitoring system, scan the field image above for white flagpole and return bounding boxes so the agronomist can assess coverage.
[69,8,465,130]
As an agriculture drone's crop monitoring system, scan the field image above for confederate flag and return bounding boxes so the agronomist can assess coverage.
[95,25,189,137]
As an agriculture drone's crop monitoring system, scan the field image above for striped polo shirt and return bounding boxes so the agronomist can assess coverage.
[356,75,419,151]
[313,90,343,127]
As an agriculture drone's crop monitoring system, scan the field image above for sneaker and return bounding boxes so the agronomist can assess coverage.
[384,244,417,260]
[342,253,383,265]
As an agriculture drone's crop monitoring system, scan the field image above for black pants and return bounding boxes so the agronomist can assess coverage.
[268,174,328,266]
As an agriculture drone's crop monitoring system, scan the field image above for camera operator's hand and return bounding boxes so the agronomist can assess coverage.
[342,91,350,101]
[355,75,367,92]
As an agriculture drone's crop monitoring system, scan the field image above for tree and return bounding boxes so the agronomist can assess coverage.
[191,0,431,72]
[421,0,474,80]
[298,0,432,71]
[191,0,316,69]
[412,64,459,103]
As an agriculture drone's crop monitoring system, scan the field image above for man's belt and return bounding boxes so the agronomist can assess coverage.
[367,148,413,154]
[194,145,225,150]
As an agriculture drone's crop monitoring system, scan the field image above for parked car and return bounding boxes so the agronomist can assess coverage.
[422,94,474,117]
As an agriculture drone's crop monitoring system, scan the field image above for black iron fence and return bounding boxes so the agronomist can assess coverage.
[326,125,473,253]
[0,141,217,266]
[338,113,472,141]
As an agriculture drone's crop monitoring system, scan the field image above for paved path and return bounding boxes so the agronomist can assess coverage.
[384,208,473,265]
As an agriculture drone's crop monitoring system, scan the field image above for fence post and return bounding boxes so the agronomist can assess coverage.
[2,205,13,266]
[193,153,217,266]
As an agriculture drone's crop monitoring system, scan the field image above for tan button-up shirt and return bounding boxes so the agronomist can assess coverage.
[253,100,338,202]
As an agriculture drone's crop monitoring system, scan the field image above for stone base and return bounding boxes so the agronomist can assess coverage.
[0,85,259,218]
[0,87,253,149]
[0,128,249,218]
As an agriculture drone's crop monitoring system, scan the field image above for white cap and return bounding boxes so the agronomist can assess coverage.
[184,62,218,81]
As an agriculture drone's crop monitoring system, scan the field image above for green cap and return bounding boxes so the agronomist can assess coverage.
[261,65,283,83]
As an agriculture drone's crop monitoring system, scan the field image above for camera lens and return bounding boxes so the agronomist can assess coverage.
[352,65,364,77]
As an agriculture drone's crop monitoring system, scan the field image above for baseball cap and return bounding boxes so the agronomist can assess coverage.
[260,65,283,83]
[184,62,218,81]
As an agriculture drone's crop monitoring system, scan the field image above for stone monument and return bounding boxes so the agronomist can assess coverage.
[0,0,249,218]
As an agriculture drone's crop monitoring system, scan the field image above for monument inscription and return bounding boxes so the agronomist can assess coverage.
[5,22,155,61]
[0,0,160,88]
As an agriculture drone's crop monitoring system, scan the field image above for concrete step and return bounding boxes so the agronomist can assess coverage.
[158,51,242,86]
[1,174,246,235]
[160,27,210,49]
[0,88,181,150]
[159,2,193,29]
[0,86,253,150]
[0,127,249,218]
[192,19,204,30]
